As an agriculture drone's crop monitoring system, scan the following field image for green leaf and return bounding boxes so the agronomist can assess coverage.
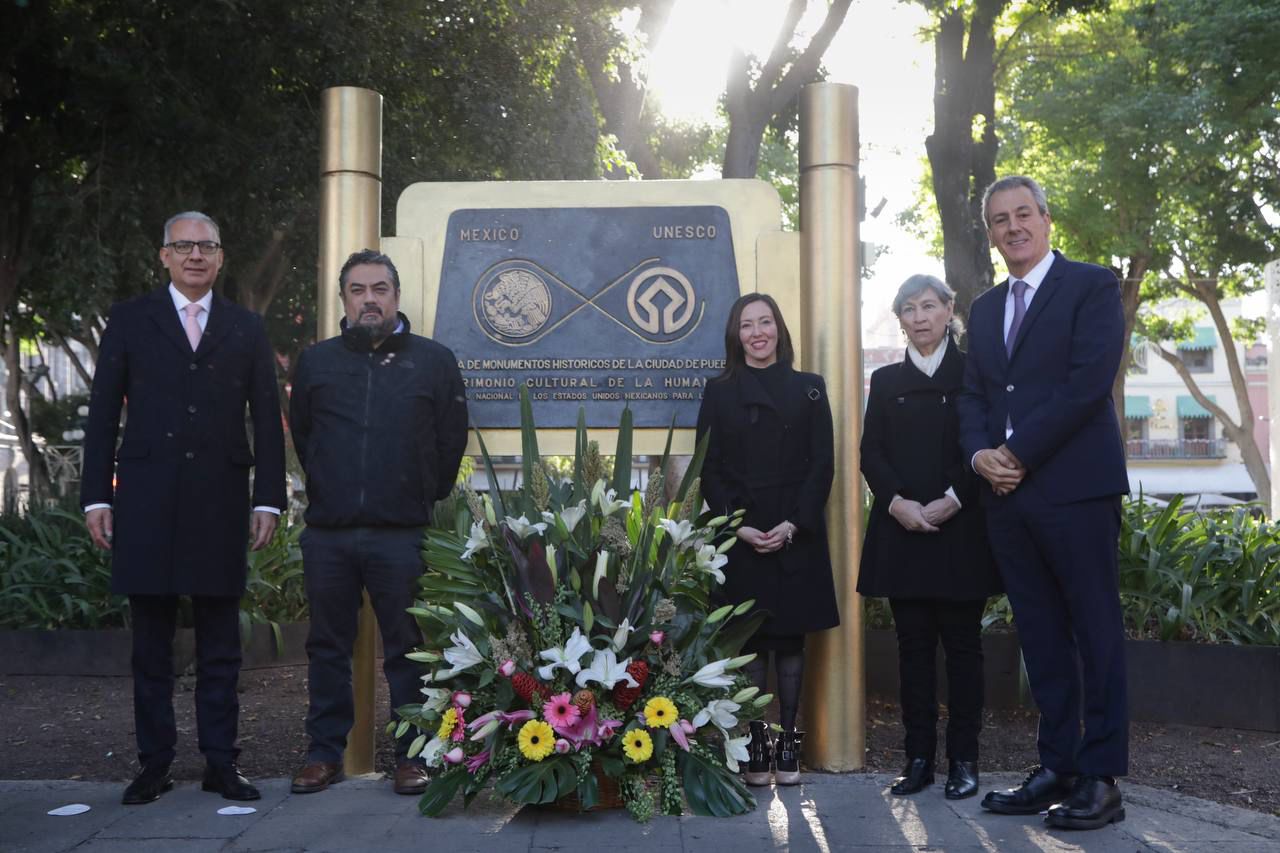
[494,757,578,805]
[612,404,633,496]
[419,767,470,817]
[678,750,755,817]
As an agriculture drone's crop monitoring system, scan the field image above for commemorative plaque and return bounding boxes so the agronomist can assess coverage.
[433,206,739,428]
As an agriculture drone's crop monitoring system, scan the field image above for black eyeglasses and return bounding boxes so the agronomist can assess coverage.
[164,240,222,255]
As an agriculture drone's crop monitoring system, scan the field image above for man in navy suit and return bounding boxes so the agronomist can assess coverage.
[82,211,286,805]
[957,176,1130,830]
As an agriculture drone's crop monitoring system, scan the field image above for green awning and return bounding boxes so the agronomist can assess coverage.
[1177,395,1215,418]
[1124,396,1152,418]
[1178,327,1216,351]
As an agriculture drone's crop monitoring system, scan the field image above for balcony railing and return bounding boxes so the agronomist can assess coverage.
[1126,438,1226,459]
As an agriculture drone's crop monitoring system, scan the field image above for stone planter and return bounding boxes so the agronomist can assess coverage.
[864,628,1280,732]
[0,621,310,677]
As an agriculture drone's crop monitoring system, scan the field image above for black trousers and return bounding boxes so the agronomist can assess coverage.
[129,594,242,770]
[301,526,425,764]
[985,490,1128,776]
[889,597,986,762]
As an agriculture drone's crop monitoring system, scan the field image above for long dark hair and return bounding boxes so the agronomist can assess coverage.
[717,292,795,380]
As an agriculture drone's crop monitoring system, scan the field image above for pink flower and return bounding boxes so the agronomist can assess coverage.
[649,630,665,645]
[594,718,623,744]
[498,659,516,677]
[543,692,582,732]
[554,738,571,754]
[669,718,695,752]
[452,691,472,708]
[442,746,465,765]
[465,750,491,773]
[468,709,536,731]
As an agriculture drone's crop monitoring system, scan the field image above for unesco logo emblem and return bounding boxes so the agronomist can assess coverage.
[626,267,697,336]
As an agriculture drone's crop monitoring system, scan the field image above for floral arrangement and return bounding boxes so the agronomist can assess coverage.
[395,393,769,821]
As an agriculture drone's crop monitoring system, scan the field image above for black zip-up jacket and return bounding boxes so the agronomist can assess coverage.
[290,314,468,528]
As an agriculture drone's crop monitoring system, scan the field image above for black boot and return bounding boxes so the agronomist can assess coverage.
[744,720,773,786]
[775,729,804,786]
[944,760,979,799]
[890,757,935,795]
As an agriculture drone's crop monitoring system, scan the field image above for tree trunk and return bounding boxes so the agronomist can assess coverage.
[53,329,94,390]
[924,0,1007,324]
[1111,254,1149,425]
[2,317,53,503]
[721,0,853,179]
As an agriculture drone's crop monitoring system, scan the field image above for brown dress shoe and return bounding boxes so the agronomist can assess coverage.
[393,761,430,795]
[291,762,343,794]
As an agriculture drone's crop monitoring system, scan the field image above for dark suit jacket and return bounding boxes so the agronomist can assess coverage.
[858,341,1000,600]
[957,251,1129,504]
[696,362,840,636]
[81,287,287,596]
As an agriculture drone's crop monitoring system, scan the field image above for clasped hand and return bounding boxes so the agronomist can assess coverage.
[889,494,959,533]
[975,444,1025,496]
[737,520,795,553]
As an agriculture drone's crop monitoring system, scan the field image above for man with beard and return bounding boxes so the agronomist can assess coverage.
[288,249,468,795]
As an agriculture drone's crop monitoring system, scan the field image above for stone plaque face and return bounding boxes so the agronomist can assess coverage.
[436,206,738,428]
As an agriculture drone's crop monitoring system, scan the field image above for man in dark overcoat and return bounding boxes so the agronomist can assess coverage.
[957,176,1130,830]
[82,211,286,805]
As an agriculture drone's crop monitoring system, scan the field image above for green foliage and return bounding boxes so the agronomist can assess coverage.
[0,506,123,630]
[864,496,1280,647]
[0,506,308,633]
[1119,496,1280,645]
[27,393,91,446]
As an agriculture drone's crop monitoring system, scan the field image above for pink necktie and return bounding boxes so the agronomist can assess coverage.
[183,303,204,351]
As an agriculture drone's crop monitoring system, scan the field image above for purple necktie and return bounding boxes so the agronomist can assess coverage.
[1005,279,1028,356]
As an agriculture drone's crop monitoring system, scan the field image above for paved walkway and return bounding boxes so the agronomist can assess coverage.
[4,772,1279,852]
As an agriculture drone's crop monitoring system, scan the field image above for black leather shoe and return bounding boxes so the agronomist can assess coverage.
[981,765,1076,815]
[744,720,773,787]
[122,764,172,805]
[775,729,804,786]
[890,757,935,795]
[945,760,979,800]
[1045,775,1125,830]
[202,763,261,801]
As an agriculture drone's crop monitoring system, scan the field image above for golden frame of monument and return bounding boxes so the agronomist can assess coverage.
[317,83,863,775]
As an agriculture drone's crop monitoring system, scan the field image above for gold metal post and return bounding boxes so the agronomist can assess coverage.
[798,82,864,770]
[319,86,383,775]
[1267,259,1280,518]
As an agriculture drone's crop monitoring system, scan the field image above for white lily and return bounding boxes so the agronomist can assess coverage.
[691,698,741,732]
[684,658,735,688]
[575,648,639,690]
[543,500,588,534]
[659,518,696,547]
[505,514,548,541]
[723,733,751,772]
[536,626,593,681]
[440,629,484,677]
[421,735,446,767]
[610,617,635,652]
[420,686,451,714]
[695,543,728,584]
[592,480,628,516]
[592,549,610,599]
[460,521,489,560]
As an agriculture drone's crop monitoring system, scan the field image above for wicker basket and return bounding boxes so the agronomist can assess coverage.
[550,763,626,812]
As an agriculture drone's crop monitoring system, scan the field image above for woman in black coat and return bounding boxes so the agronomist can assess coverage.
[696,293,840,788]
[858,274,1002,800]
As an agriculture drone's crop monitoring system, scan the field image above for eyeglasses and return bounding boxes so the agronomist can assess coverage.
[164,240,222,255]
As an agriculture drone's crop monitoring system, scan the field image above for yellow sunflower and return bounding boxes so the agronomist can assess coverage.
[436,707,458,742]
[623,728,653,763]
[643,696,678,729]
[517,720,556,761]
